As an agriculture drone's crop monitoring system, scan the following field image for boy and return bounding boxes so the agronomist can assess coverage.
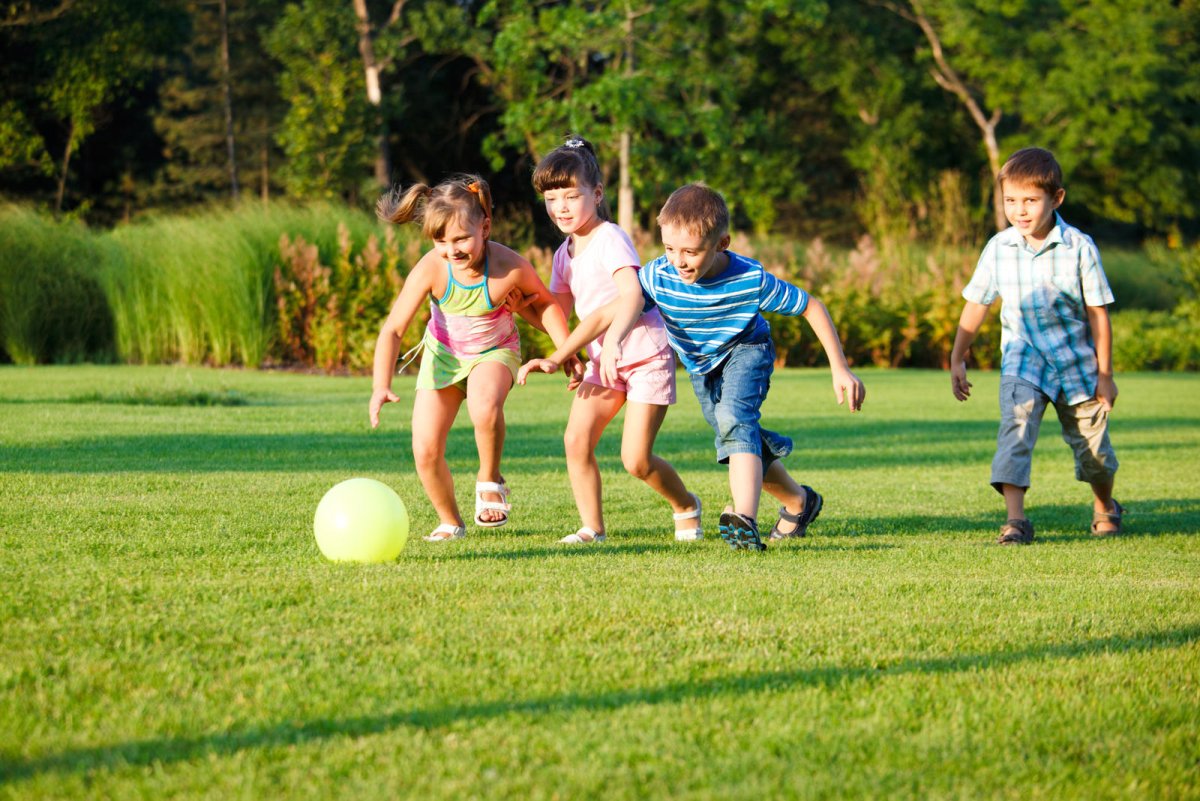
[519,183,865,551]
[950,147,1122,545]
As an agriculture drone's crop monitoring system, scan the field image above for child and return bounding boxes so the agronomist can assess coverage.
[950,147,1121,544]
[525,136,700,544]
[370,175,578,541]
[520,183,865,551]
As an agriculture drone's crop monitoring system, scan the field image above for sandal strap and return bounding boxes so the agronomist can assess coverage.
[673,493,702,521]
[560,527,604,544]
[475,480,508,496]
[424,524,465,541]
[775,505,803,524]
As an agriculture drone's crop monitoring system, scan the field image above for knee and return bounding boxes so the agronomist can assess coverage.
[563,428,591,462]
[622,451,653,480]
[468,401,502,431]
[411,437,443,470]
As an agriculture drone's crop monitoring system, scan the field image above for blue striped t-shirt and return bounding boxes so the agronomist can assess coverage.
[638,251,809,374]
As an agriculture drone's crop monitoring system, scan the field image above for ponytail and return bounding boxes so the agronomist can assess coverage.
[376,174,492,239]
[376,184,432,225]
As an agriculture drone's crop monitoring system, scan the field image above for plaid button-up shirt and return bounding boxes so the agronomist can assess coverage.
[963,214,1114,405]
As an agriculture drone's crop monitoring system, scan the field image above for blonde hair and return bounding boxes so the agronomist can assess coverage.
[531,135,612,222]
[998,147,1064,195]
[376,174,492,239]
[657,183,729,244]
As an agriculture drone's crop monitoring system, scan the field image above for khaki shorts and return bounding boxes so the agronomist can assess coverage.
[990,376,1118,491]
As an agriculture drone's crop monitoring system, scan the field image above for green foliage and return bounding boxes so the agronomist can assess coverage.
[265,1,374,200]
[0,206,114,364]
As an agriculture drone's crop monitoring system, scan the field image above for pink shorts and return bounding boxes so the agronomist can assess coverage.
[581,353,677,406]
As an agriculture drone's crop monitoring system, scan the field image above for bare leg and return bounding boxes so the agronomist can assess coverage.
[761,459,808,534]
[1090,477,1118,533]
[411,387,466,527]
[621,401,696,532]
[1000,483,1027,520]
[728,452,764,522]
[563,383,625,534]
[466,362,513,524]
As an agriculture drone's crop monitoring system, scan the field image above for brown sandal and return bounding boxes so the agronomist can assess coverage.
[997,518,1034,545]
[1091,500,1124,536]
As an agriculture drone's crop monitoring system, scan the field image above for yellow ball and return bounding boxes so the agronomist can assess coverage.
[313,478,408,563]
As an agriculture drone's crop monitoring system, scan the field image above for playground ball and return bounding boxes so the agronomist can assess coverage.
[313,478,408,562]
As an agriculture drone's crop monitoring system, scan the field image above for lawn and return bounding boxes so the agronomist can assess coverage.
[1,365,1197,800]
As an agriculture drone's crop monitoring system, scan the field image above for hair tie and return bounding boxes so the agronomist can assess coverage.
[564,138,585,149]
[466,181,491,221]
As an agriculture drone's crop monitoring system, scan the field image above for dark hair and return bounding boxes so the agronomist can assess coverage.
[376,174,492,239]
[657,183,730,244]
[998,147,1064,195]
[531,135,612,222]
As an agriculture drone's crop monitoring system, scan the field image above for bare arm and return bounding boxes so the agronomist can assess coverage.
[370,256,436,427]
[1087,303,1117,410]
[949,300,991,402]
[802,296,865,411]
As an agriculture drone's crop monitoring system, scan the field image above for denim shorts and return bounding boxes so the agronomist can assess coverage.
[689,334,793,468]
[991,375,1118,490]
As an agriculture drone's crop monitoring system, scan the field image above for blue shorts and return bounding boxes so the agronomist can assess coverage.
[689,333,793,469]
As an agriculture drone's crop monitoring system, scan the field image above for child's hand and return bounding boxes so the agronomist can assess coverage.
[503,287,538,314]
[517,358,560,385]
[951,361,972,401]
[599,342,621,386]
[832,366,865,412]
[369,387,400,428]
[1095,374,1118,411]
[561,355,585,391]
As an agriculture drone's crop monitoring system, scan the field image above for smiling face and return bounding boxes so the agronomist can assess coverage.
[542,182,603,238]
[661,224,731,284]
[432,214,490,272]
[1002,180,1065,246]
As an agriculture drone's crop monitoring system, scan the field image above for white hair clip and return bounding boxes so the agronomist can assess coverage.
[564,138,585,149]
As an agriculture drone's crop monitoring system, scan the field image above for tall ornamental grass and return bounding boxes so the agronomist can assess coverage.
[0,206,114,365]
[97,203,395,366]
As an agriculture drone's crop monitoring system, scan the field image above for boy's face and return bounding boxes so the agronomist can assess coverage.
[1002,180,1064,243]
[661,224,731,284]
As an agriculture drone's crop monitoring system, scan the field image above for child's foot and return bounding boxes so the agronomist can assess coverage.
[997,518,1034,545]
[423,523,466,542]
[1091,499,1124,536]
[673,493,703,541]
[559,527,605,544]
[474,480,511,527]
[718,507,765,551]
[769,485,823,540]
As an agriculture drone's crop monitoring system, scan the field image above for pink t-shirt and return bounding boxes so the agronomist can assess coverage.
[549,221,670,366]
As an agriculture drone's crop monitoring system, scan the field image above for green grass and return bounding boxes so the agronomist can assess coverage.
[1,366,1197,800]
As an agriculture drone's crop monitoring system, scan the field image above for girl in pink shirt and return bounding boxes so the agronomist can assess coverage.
[522,136,700,544]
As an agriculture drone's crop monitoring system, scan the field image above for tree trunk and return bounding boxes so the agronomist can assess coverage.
[617,4,636,236]
[219,0,239,199]
[54,119,74,215]
[352,0,390,188]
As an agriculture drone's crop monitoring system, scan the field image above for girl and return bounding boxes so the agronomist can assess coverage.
[522,136,700,544]
[370,175,577,541]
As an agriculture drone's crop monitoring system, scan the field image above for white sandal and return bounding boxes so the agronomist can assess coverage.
[423,523,466,542]
[559,527,605,544]
[673,493,703,541]
[474,480,511,528]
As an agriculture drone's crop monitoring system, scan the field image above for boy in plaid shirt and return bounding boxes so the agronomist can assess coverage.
[951,147,1122,544]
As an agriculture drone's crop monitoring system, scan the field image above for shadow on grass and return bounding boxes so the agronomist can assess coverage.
[426,541,901,562]
[4,623,1197,784]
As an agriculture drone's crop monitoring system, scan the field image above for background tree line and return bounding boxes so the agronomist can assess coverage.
[2,0,1198,246]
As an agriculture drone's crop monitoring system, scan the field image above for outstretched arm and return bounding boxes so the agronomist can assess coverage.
[1086,303,1117,410]
[802,296,865,412]
[370,258,435,428]
[516,297,632,384]
[949,301,990,402]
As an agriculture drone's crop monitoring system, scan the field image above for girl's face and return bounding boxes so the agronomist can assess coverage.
[542,181,603,237]
[433,214,490,271]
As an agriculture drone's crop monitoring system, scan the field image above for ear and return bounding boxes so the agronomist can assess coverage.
[1052,188,1065,209]
[715,233,732,251]
[481,216,492,239]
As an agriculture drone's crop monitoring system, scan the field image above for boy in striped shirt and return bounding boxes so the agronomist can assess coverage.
[950,147,1122,545]
[520,183,865,550]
